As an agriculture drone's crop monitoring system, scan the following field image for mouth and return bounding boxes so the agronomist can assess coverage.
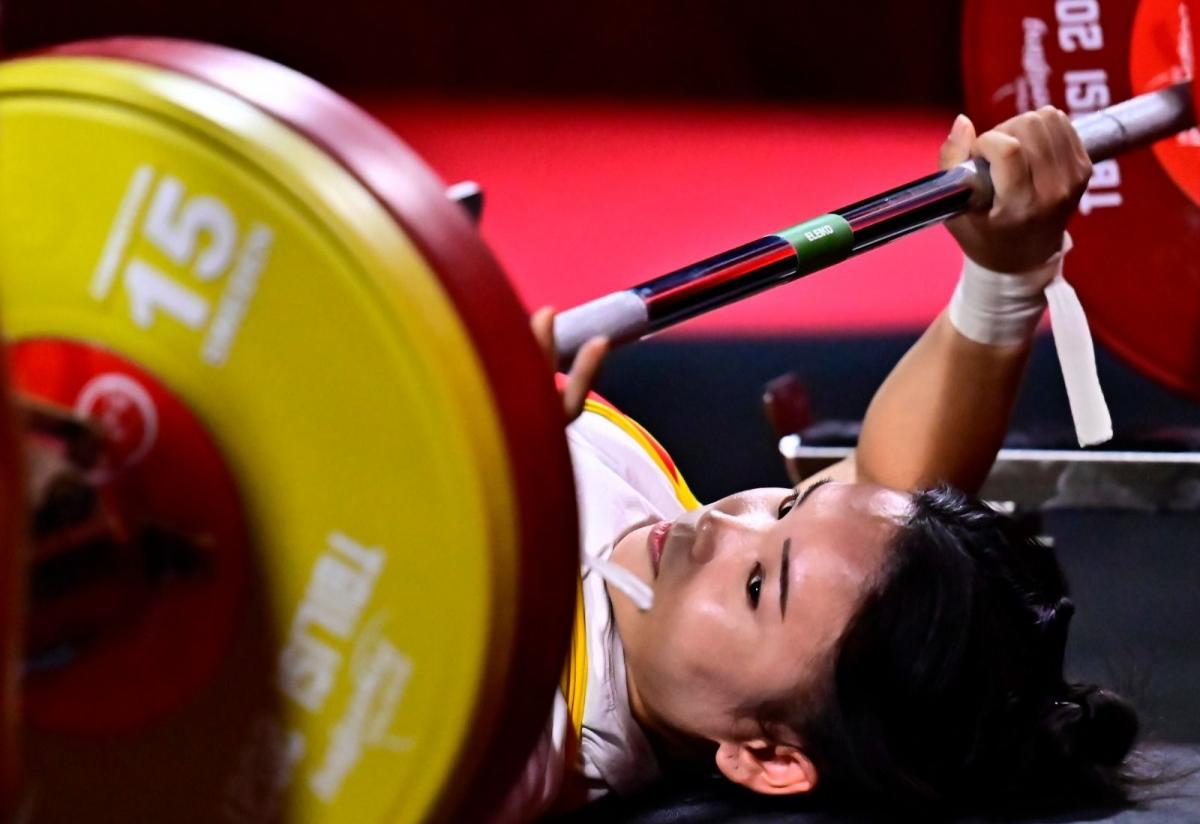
[647,520,671,578]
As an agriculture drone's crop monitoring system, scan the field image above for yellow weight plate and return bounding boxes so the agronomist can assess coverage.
[0,56,517,823]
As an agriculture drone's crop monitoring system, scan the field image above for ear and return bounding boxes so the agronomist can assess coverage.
[714,739,818,795]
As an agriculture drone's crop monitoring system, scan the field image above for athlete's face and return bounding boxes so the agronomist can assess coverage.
[610,480,908,755]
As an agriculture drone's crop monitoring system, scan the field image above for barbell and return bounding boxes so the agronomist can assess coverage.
[0,0,1196,820]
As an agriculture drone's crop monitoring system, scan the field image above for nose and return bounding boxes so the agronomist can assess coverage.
[688,495,764,564]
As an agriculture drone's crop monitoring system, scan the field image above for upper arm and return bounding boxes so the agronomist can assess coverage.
[854,313,1031,494]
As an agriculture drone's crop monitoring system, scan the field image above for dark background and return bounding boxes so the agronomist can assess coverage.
[3,0,964,105]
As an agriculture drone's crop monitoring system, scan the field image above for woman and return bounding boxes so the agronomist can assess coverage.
[510,104,1136,820]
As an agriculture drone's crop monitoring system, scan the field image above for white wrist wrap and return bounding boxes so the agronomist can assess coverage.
[948,233,1113,447]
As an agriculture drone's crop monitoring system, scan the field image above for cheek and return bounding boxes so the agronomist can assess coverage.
[640,581,749,683]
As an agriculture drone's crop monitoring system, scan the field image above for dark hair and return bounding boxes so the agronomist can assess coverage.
[791,485,1138,814]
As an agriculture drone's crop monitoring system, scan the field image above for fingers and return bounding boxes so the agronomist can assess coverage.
[562,336,609,421]
[1005,111,1070,207]
[1040,107,1082,168]
[1042,106,1094,192]
[973,128,1033,219]
[980,106,1092,219]
[938,114,976,170]
[531,304,609,421]
[530,305,556,367]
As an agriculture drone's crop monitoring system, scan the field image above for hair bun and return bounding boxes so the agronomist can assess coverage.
[1049,686,1139,766]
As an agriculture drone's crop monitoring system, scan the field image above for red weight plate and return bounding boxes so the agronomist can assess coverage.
[1131,0,1200,208]
[44,37,579,819]
[963,0,1200,402]
[11,340,251,735]
[1194,0,1199,104]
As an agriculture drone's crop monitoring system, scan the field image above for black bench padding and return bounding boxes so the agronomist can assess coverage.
[558,745,1200,823]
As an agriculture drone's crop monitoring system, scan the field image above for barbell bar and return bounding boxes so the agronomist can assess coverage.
[552,81,1196,364]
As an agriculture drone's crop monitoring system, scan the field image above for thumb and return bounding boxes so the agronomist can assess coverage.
[938,113,976,170]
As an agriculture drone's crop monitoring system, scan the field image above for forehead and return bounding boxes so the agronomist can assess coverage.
[778,482,904,626]
[804,481,908,552]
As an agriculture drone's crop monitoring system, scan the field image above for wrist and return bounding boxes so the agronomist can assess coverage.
[960,231,1068,276]
[949,233,1072,346]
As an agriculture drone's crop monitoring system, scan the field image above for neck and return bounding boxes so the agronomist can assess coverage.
[625,662,716,767]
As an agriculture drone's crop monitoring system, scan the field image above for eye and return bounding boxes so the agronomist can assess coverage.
[777,491,799,520]
[746,563,764,608]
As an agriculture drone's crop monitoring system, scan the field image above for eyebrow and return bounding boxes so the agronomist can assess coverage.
[796,477,832,509]
[780,538,791,618]
[781,478,832,619]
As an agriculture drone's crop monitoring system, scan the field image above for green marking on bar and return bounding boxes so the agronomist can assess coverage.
[773,214,854,273]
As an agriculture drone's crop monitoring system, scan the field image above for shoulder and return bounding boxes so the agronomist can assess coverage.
[567,393,700,512]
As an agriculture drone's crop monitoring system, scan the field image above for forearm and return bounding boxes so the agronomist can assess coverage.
[846,104,1100,494]
[855,310,1032,494]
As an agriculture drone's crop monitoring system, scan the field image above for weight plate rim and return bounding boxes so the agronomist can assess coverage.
[0,353,26,807]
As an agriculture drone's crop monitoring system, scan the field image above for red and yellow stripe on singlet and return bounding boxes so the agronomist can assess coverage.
[557,381,700,774]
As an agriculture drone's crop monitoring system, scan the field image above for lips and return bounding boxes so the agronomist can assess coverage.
[647,520,671,578]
